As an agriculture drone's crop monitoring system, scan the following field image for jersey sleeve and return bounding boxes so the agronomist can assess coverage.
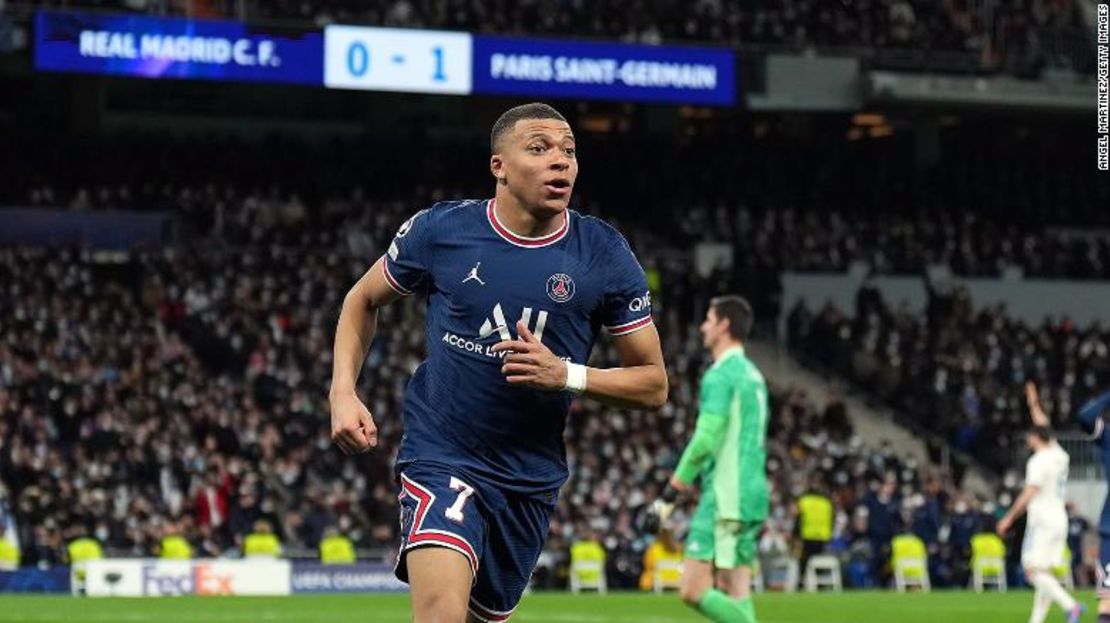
[382,208,434,295]
[601,232,653,336]
[1078,391,1110,440]
[1025,456,1046,489]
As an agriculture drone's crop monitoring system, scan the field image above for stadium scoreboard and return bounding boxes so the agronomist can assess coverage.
[34,10,736,106]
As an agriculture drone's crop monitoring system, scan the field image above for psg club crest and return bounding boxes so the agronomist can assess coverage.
[546,273,575,303]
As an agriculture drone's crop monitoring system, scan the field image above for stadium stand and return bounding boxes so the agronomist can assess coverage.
[5,119,1108,278]
[787,283,1110,471]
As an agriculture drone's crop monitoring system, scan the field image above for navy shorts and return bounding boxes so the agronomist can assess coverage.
[394,462,556,622]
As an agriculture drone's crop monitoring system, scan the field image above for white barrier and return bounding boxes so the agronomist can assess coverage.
[83,559,292,597]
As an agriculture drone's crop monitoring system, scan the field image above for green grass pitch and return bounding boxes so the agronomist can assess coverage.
[0,590,1095,622]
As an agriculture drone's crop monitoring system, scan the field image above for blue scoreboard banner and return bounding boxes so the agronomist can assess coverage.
[34,10,322,85]
[34,11,738,105]
[471,35,735,106]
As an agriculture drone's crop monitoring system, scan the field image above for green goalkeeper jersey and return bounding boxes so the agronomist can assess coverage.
[674,346,770,522]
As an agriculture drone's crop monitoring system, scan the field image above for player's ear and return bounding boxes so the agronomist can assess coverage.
[490,154,507,185]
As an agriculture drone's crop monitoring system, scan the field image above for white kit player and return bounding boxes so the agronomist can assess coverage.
[998,383,1083,623]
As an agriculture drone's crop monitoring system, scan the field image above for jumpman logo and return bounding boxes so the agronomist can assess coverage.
[462,262,486,286]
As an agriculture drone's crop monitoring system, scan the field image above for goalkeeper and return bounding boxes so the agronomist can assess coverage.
[662,295,770,623]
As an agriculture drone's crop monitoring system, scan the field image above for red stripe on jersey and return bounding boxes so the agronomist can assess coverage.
[381,259,413,295]
[487,199,569,248]
[606,315,653,336]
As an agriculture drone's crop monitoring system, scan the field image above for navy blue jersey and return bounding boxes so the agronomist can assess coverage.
[1078,391,1110,484]
[382,199,653,496]
[1078,389,1110,596]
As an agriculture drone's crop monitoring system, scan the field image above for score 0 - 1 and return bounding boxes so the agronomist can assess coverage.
[323,25,472,95]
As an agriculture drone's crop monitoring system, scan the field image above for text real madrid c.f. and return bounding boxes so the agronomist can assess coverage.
[78,30,275,66]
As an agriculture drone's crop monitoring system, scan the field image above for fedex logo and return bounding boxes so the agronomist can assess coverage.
[142,563,234,596]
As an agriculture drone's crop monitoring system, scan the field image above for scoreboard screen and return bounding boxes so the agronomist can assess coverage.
[35,10,738,106]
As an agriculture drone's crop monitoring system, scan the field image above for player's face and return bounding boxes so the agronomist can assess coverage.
[700,307,725,350]
[492,119,578,216]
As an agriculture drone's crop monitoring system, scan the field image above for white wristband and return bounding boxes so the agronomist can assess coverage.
[564,361,588,394]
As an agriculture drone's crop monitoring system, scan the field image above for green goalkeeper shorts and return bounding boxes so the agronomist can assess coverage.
[685,491,763,568]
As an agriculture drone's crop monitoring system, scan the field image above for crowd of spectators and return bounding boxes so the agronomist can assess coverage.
[695,209,1110,280]
[10,0,1091,74]
[788,279,1110,473]
[0,245,402,564]
[6,119,1109,282]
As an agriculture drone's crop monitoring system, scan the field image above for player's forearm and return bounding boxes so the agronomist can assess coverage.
[1028,404,1050,427]
[673,434,712,485]
[582,363,668,409]
[330,287,380,396]
[1003,485,1039,522]
[673,414,727,484]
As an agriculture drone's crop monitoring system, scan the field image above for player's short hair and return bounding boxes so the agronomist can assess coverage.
[490,102,568,153]
[1029,425,1054,442]
[709,295,754,341]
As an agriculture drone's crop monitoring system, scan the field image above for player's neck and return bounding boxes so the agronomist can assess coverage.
[493,192,565,238]
[711,340,744,362]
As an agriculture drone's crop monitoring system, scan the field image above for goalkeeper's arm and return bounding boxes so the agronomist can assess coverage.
[643,413,727,535]
[671,413,727,487]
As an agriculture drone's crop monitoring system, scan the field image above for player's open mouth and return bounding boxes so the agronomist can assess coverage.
[544,179,571,196]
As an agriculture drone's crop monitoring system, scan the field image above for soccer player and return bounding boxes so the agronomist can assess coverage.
[329,102,667,623]
[1039,383,1110,623]
[669,295,769,623]
[998,382,1083,623]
